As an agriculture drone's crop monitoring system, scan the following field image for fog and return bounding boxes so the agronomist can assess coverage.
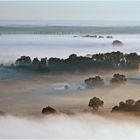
[0,34,140,138]
[0,70,140,116]
[0,113,140,139]
[1,34,140,63]
[0,60,140,138]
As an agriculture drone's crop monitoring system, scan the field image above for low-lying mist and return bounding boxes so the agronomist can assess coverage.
[0,70,140,115]
[0,68,140,139]
[1,34,140,64]
[0,113,140,139]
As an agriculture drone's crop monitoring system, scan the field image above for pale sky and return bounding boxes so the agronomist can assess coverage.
[0,1,140,21]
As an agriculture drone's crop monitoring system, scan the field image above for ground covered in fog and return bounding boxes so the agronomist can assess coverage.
[0,69,140,116]
[1,70,140,138]
[1,34,140,138]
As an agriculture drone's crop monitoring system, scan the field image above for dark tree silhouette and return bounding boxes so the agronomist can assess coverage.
[16,56,31,65]
[112,99,140,112]
[42,106,56,114]
[112,40,123,46]
[125,53,140,69]
[126,99,135,106]
[88,97,104,111]
[40,58,47,66]
[32,57,40,65]
[85,76,104,88]
[15,52,140,72]
[110,73,127,84]
[69,54,77,59]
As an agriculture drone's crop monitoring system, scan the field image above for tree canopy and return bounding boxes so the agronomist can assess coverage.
[15,51,140,72]
[110,73,127,85]
[112,99,140,112]
[112,40,123,46]
[88,97,104,111]
[85,76,104,88]
[42,106,56,114]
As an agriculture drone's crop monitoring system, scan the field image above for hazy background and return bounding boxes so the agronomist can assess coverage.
[0,1,140,22]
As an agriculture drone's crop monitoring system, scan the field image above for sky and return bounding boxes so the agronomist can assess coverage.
[0,1,140,21]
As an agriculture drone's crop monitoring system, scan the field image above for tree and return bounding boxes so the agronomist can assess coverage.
[88,97,104,111]
[135,100,140,106]
[15,51,140,72]
[40,57,47,66]
[85,76,104,88]
[110,73,127,84]
[126,99,135,106]
[135,100,140,111]
[32,57,40,65]
[15,56,31,65]
[112,106,119,111]
[125,53,140,69]
[112,99,140,112]
[48,57,62,65]
[112,40,123,46]
[42,106,56,114]
[125,53,139,64]
[69,54,77,59]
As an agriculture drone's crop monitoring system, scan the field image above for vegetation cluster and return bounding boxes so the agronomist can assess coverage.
[85,73,127,88]
[112,99,140,112]
[14,52,140,72]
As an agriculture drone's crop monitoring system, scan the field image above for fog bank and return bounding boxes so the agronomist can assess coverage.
[1,34,140,63]
[0,113,140,139]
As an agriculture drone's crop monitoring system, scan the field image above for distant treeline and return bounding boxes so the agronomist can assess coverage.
[14,51,140,72]
[1,26,140,34]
